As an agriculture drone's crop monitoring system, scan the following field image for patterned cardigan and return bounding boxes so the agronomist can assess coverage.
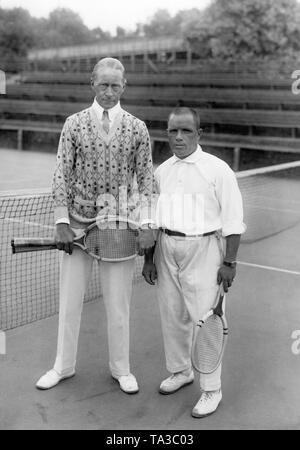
[52,105,155,227]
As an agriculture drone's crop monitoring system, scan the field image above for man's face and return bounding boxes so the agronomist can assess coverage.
[92,67,125,109]
[167,112,200,159]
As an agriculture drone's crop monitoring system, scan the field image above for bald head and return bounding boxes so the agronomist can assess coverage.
[168,107,200,130]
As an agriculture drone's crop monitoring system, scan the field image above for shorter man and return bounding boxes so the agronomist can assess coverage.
[143,107,245,417]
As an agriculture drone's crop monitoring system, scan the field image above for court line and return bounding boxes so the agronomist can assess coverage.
[244,203,300,214]
[244,196,300,206]
[238,260,300,275]
[236,160,300,178]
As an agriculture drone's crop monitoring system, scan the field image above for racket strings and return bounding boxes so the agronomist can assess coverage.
[85,226,138,259]
[193,315,225,373]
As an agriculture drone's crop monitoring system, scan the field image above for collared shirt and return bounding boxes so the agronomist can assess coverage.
[154,145,245,236]
[91,98,122,127]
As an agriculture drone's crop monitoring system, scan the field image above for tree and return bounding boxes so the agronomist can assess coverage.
[115,26,127,39]
[143,9,179,37]
[0,6,112,70]
[0,7,35,55]
[90,27,111,41]
[174,8,204,35]
[0,7,36,70]
[182,0,300,61]
[132,23,144,38]
[36,8,93,48]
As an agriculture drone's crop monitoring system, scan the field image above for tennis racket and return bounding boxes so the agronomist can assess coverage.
[191,285,228,374]
[11,215,140,262]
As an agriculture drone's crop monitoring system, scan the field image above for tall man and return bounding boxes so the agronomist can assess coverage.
[36,58,155,394]
[143,107,245,417]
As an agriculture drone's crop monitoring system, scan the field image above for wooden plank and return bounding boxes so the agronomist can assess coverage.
[150,130,300,153]
[1,100,300,128]
[0,99,89,115]
[21,71,90,84]
[125,105,300,128]
[0,120,62,132]
[124,87,300,105]
[1,119,299,154]
[5,84,93,101]
[20,71,292,89]
[6,85,300,108]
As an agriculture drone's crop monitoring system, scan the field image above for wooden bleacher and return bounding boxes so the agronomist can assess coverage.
[5,84,300,110]
[1,71,300,170]
[20,71,293,89]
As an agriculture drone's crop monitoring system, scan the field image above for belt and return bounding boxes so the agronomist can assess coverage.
[160,228,216,238]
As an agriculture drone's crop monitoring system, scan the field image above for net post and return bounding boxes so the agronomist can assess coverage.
[233,147,240,172]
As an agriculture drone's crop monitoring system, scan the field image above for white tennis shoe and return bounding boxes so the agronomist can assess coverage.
[112,373,139,394]
[159,370,194,394]
[192,389,222,418]
[36,369,75,390]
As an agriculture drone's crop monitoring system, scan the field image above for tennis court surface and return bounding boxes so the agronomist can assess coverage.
[1,149,300,429]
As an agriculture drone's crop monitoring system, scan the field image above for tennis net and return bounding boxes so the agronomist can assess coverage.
[1,160,300,330]
[236,160,300,244]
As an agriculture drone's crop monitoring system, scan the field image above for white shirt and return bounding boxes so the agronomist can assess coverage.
[91,98,122,126]
[56,100,122,225]
[154,145,245,236]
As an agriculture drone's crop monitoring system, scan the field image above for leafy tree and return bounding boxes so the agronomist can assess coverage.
[0,6,111,70]
[36,8,93,48]
[0,7,35,55]
[90,27,111,41]
[115,26,127,39]
[132,23,144,38]
[0,7,36,70]
[182,0,300,61]
[143,9,178,37]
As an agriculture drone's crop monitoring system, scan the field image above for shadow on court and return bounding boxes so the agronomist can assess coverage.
[1,259,300,430]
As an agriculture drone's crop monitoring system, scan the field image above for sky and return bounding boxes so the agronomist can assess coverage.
[0,0,211,33]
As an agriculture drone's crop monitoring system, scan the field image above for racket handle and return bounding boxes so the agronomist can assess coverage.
[11,237,57,254]
[214,285,225,316]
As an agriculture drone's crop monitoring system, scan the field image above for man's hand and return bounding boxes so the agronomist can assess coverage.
[55,223,75,255]
[142,261,157,285]
[136,229,156,256]
[217,264,236,293]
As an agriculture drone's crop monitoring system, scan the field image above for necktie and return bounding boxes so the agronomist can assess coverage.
[102,110,110,134]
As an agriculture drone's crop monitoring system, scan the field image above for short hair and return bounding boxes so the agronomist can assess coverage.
[168,107,201,130]
[91,57,126,84]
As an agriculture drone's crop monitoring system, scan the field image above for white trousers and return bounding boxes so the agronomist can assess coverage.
[155,231,225,391]
[53,229,135,378]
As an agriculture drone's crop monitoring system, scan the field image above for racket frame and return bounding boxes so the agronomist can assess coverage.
[191,286,228,374]
[11,215,140,261]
